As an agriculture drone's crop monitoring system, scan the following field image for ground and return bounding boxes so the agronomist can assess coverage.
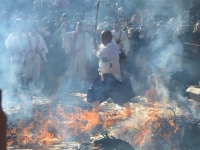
[4,85,200,150]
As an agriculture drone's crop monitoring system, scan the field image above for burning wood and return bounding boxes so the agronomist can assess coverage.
[94,134,135,150]
[5,91,200,149]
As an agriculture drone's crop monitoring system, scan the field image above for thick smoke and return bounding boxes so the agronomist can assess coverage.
[0,0,199,148]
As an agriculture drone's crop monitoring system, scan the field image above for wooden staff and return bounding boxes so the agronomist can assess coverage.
[94,1,100,45]
[183,42,200,47]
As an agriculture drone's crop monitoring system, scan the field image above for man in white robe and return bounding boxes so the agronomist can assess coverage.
[111,20,130,56]
[22,24,48,88]
[5,21,29,90]
[62,22,93,88]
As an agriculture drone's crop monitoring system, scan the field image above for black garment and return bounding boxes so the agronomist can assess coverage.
[126,38,141,74]
[87,72,135,105]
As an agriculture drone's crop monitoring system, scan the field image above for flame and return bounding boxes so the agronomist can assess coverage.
[101,109,133,129]
[7,127,16,146]
[6,91,183,150]
[122,106,162,147]
[7,103,133,148]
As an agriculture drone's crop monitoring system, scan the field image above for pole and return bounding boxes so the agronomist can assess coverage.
[94,1,100,45]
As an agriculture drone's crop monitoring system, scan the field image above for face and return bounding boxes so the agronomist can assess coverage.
[101,33,111,46]
[76,24,84,32]
[196,23,200,32]
[128,32,133,39]
[131,15,137,22]
[113,23,120,31]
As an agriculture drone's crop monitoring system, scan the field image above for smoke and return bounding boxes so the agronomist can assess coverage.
[0,0,199,149]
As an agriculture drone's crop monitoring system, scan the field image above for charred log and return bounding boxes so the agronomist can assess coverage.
[94,134,135,150]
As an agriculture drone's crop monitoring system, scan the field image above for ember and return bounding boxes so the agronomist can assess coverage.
[6,94,200,149]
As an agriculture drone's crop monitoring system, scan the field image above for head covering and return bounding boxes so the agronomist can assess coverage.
[60,13,68,20]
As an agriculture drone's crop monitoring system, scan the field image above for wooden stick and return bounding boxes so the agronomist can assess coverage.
[94,1,100,45]
[183,42,200,47]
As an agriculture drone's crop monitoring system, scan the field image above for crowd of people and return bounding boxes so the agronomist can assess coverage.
[1,0,200,98]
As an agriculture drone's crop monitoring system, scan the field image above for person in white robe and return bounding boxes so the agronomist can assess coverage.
[5,21,29,90]
[22,24,48,88]
[111,20,130,56]
[62,21,93,88]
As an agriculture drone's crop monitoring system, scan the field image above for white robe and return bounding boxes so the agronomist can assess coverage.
[5,33,28,62]
[112,30,130,56]
[5,33,29,84]
[94,40,122,82]
[23,33,48,79]
[62,30,93,79]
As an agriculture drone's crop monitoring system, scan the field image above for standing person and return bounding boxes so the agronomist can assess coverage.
[87,30,135,113]
[42,27,58,95]
[111,20,130,68]
[22,23,48,89]
[5,19,28,92]
[190,21,200,84]
[0,90,7,150]
[62,21,93,88]
[126,28,141,75]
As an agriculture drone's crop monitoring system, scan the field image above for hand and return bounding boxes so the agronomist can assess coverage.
[43,59,48,63]
[93,44,100,50]
[61,23,67,29]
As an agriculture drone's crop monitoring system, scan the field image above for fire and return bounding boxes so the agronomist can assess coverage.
[7,102,134,148]
[6,89,186,150]
[7,127,16,146]
[63,107,100,135]
[133,107,161,146]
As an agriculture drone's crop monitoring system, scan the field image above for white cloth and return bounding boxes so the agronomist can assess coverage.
[94,40,122,81]
[5,33,29,84]
[27,33,48,61]
[62,30,93,60]
[112,30,130,56]
[5,33,28,62]
[23,33,48,79]
[62,30,93,79]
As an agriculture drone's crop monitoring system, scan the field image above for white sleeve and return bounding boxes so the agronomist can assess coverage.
[39,36,48,61]
[5,34,14,49]
[96,44,104,58]
[62,30,73,53]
